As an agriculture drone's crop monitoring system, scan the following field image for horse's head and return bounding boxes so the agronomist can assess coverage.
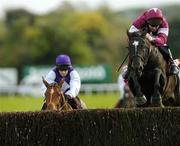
[127,30,151,77]
[42,77,70,111]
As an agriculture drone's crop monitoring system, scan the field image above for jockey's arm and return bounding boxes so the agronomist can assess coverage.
[148,24,169,45]
[145,32,168,46]
[41,70,56,97]
[154,19,169,46]
[129,13,147,33]
[129,25,139,33]
[65,70,81,98]
[154,33,168,46]
[129,25,155,42]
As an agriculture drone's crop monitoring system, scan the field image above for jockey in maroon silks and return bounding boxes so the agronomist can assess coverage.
[124,8,179,79]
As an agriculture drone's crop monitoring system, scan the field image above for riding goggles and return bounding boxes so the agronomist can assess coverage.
[56,65,70,71]
[147,18,162,27]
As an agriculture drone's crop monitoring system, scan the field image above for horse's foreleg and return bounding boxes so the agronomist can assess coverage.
[131,72,147,105]
[151,69,163,106]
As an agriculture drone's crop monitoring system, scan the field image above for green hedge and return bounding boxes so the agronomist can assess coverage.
[0,108,179,146]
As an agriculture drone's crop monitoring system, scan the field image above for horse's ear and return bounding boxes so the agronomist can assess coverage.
[58,78,64,88]
[42,76,49,87]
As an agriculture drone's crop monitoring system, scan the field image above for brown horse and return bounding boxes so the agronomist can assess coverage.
[42,78,72,111]
[127,30,180,107]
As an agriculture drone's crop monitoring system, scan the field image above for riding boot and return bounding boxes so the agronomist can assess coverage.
[167,49,179,75]
[158,46,179,75]
[41,102,47,110]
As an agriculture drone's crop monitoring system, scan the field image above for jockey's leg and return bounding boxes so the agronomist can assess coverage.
[67,98,82,109]
[158,46,179,75]
[167,49,179,75]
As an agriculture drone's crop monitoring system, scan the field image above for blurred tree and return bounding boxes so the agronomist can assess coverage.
[0,5,130,69]
[168,17,180,59]
[1,3,179,80]
[71,10,129,66]
[1,9,35,67]
[0,22,7,67]
[5,9,34,27]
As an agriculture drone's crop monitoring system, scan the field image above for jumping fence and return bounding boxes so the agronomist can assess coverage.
[0,107,179,146]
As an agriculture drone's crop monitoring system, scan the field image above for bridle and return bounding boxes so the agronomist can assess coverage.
[129,36,151,68]
[44,83,62,110]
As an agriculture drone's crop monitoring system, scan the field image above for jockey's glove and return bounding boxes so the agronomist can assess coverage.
[145,33,155,42]
[64,94,72,101]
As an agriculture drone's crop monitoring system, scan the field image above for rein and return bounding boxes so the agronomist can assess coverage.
[57,92,72,111]
[58,100,69,111]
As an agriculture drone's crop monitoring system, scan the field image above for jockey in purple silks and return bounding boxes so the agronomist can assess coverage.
[41,54,82,109]
[124,8,179,79]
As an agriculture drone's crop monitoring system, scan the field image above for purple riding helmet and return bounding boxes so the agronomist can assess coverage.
[56,54,71,69]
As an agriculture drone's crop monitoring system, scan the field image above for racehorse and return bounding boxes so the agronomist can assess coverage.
[127,30,180,107]
[42,77,87,111]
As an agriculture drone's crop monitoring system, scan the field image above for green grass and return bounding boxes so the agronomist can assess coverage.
[80,93,119,108]
[0,93,120,112]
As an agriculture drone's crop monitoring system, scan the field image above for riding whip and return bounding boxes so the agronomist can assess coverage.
[116,52,129,72]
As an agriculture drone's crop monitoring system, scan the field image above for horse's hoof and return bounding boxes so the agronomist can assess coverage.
[151,97,161,105]
[151,96,165,107]
[151,103,164,107]
[151,99,164,107]
[135,95,147,105]
[161,103,165,108]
